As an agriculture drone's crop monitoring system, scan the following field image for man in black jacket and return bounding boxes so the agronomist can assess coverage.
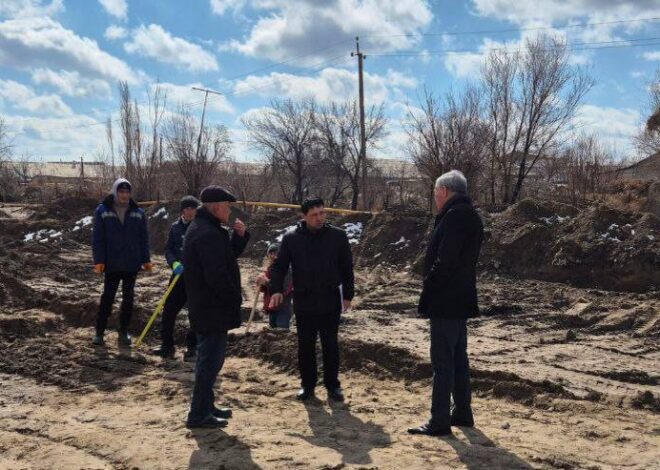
[183,186,250,429]
[409,170,484,437]
[269,198,354,402]
[152,195,200,361]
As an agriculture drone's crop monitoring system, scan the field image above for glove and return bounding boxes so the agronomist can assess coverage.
[94,263,105,274]
[142,263,153,272]
[172,261,183,275]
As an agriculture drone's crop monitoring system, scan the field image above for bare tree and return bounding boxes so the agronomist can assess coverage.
[116,81,167,200]
[316,100,388,209]
[243,99,317,204]
[164,104,231,196]
[559,134,614,205]
[635,68,660,157]
[406,87,489,207]
[0,117,17,202]
[482,34,594,204]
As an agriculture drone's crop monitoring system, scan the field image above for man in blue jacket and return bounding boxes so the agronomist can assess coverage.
[92,178,151,347]
[409,170,484,437]
[152,195,200,361]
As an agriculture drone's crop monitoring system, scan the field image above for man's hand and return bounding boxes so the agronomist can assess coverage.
[94,263,105,274]
[233,218,247,237]
[269,293,284,309]
[172,261,183,276]
[142,263,153,272]
[256,273,269,287]
[342,299,352,313]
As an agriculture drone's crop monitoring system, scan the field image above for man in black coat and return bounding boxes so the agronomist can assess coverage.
[409,170,484,437]
[183,186,250,429]
[152,195,200,361]
[269,198,354,402]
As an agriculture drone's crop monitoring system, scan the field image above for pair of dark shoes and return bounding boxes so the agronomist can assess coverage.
[296,387,345,402]
[152,346,196,362]
[186,407,233,429]
[407,417,474,437]
[92,330,131,347]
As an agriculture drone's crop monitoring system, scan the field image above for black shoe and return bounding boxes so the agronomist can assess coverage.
[296,388,314,401]
[327,387,345,402]
[92,334,104,346]
[186,416,228,429]
[407,424,452,436]
[183,349,197,363]
[450,417,474,427]
[212,407,233,419]
[151,346,175,359]
[117,330,131,347]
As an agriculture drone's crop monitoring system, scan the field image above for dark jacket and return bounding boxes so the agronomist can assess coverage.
[269,222,354,316]
[419,195,484,319]
[182,206,250,334]
[164,217,190,267]
[92,195,150,273]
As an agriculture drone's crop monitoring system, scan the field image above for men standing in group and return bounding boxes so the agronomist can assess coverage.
[152,195,200,361]
[269,198,354,402]
[409,170,484,437]
[92,178,151,346]
[183,185,249,429]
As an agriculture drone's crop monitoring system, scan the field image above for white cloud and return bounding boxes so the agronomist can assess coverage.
[124,24,219,72]
[470,1,660,42]
[227,0,432,64]
[104,25,127,40]
[0,0,63,19]
[30,68,111,97]
[643,51,660,61]
[210,0,244,15]
[0,17,138,83]
[233,67,416,104]
[575,104,641,154]
[155,82,235,114]
[0,79,72,117]
[98,0,127,21]
[5,113,107,159]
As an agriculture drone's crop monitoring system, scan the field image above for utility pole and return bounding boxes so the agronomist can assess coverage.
[191,86,223,162]
[351,36,367,210]
[79,155,85,195]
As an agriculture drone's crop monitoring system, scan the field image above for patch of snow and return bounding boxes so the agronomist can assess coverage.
[391,236,411,250]
[275,225,298,243]
[150,207,168,219]
[24,228,61,243]
[342,222,363,245]
[649,235,656,241]
[540,215,570,225]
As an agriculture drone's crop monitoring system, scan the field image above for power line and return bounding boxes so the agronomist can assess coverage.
[362,16,660,39]
[367,36,660,57]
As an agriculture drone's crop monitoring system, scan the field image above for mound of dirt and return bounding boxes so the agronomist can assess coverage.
[482,199,660,292]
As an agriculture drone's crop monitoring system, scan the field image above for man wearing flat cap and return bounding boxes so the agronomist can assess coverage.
[183,185,250,429]
[152,195,200,361]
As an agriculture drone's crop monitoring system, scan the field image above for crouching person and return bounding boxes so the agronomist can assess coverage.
[183,186,250,428]
[256,243,293,330]
[92,178,151,347]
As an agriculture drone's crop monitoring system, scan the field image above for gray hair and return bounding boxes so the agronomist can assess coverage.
[435,170,467,194]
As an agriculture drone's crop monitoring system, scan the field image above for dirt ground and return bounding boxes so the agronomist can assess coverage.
[0,200,659,469]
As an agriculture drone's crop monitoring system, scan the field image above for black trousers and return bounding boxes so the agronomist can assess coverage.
[296,314,341,390]
[429,317,473,428]
[159,274,196,351]
[96,271,138,334]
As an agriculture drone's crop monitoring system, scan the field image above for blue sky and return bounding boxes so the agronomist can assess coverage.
[1,0,660,162]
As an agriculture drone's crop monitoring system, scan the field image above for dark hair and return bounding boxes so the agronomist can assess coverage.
[300,197,324,215]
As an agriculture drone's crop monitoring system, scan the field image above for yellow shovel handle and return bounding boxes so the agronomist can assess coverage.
[135,274,181,348]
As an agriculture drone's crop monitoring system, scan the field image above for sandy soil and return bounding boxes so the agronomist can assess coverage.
[0,241,658,469]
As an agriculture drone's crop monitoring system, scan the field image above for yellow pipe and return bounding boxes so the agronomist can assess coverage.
[138,200,375,215]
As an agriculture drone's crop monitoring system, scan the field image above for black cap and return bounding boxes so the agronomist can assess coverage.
[267,243,280,255]
[200,185,237,203]
[180,195,200,211]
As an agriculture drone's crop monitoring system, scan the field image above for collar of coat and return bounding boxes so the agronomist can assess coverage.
[102,194,139,212]
[195,205,228,231]
[435,194,473,226]
[296,220,329,236]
